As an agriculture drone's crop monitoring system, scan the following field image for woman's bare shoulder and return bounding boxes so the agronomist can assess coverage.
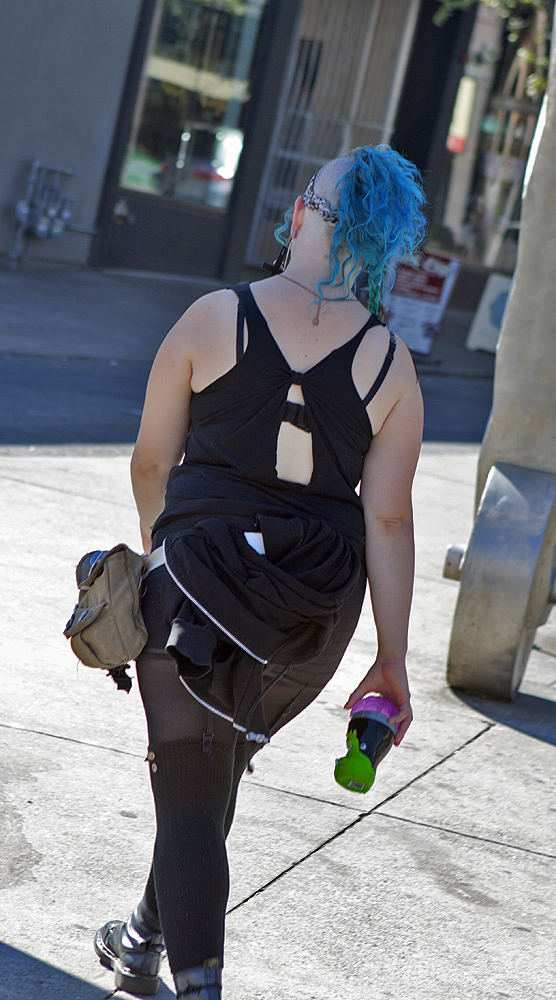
[179,288,238,328]
[163,288,238,355]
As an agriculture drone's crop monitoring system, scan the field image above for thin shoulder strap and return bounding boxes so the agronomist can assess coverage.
[230,283,250,363]
[347,309,387,352]
[362,331,397,406]
[236,300,246,362]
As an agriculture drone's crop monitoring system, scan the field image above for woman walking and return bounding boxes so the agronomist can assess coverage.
[94,146,425,999]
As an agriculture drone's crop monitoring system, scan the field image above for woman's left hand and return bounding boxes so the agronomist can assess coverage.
[344,658,412,745]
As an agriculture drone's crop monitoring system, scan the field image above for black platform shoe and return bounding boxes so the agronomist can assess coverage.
[174,958,222,999]
[94,897,165,995]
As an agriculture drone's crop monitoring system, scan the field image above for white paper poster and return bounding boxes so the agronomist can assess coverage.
[384,250,461,355]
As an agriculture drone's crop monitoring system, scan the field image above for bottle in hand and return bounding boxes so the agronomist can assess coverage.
[334,695,399,793]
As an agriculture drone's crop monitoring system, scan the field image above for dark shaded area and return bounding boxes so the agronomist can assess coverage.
[393,0,462,168]
[0,262,494,446]
[420,374,493,443]
[0,942,113,1000]
[456,691,556,747]
[0,263,204,363]
[0,356,149,444]
[392,0,477,210]
[0,355,492,445]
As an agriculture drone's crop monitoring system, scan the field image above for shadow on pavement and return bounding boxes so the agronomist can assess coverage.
[455,690,556,747]
[0,942,110,1000]
[0,941,176,999]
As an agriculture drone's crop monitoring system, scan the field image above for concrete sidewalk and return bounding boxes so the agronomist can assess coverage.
[0,441,554,1000]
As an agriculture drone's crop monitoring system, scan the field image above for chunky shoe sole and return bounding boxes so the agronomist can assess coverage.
[94,925,161,996]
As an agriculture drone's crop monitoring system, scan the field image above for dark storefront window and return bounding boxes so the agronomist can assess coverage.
[121,0,267,209]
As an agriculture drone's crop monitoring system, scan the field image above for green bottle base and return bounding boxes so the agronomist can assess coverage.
[334,729,376,793]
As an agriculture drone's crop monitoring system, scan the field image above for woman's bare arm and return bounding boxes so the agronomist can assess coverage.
[130,318,194,552]
[345,354,423,744]
[130,289,240,551]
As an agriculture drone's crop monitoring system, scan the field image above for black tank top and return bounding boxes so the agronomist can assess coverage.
[153,283,396,554]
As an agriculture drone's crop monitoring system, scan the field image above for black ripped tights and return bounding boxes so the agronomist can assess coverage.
[134,566,365,974]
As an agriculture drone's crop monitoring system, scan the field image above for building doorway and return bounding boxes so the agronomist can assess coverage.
[93,0,269,276]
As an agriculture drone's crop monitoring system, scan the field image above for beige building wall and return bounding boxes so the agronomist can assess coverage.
[0,0,143,264]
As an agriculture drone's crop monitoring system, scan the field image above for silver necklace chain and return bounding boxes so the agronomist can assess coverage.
[278,273,354,326]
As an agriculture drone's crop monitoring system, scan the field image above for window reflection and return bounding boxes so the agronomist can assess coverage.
[428,6,543,273]
[121,0,267,209]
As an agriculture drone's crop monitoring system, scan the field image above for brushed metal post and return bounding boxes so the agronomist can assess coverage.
[445,463,556,699]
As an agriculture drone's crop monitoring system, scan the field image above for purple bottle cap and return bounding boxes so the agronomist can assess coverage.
[350,695,400,730]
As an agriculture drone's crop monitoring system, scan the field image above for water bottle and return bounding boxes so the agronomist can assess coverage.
[334,695,399,794]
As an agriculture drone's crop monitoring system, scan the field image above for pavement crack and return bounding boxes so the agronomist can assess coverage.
[0,721,144,758]
[414,569,448,583]
[375,812,556,859]
[246,777,361,812]
[226,724,495,914]
[0,471,131,507]
[226,810,368,915]
[361,723,495,815]
[416,468,477,487]
[532,643,556,659]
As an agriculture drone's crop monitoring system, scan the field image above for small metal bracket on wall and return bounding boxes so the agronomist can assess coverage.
[112,198,136,225]
[10,159,97,264]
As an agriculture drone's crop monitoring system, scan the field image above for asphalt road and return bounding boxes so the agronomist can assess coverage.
[0,356,493,445]
[0,263,494,445]
[0,356,150,444]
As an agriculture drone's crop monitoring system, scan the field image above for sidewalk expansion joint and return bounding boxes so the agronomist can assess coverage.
[0,721,144,758]
[226,810,367,915]
[533,643,556,660]
[0,471,131,509]
[375,812,556,859]
[226,723,494,915]
[416,468,478,486]
[246,776,362,812]
[361,722,495,817]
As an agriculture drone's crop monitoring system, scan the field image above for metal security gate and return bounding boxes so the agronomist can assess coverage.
[246,0,420,266]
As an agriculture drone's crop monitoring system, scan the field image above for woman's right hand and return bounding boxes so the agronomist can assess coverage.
[344,658,412,745]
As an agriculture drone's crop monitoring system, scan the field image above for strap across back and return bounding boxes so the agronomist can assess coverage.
[361,330,396,406]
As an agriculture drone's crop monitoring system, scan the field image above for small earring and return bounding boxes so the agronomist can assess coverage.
[284,241,292,269]
[290,227,299,240]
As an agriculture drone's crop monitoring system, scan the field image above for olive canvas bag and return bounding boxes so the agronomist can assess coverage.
[64,544,148,672]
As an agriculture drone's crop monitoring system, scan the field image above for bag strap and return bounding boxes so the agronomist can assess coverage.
[144,546,165,576]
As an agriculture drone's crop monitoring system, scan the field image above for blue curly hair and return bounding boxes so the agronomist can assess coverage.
[275,145,426,316]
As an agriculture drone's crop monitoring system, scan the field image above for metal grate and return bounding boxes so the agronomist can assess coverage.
[246,0,420,266]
